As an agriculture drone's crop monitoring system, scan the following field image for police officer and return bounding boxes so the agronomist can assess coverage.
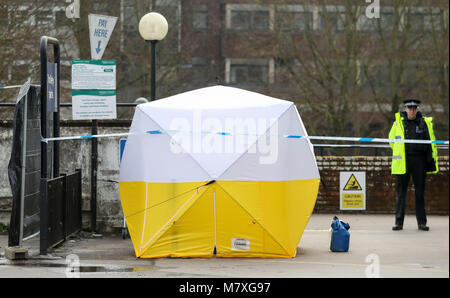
[388,99,439,231]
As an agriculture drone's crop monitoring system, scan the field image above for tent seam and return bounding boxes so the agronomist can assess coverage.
[124,182,208,220]
[136,106,213,181]
[215,103,294,180]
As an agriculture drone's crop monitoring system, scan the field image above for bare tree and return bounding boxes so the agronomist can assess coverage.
[242,0,448,140]
[362,0,449,139]
[0,0,189,119]
[267,1,369,138]
[0,0,53,103]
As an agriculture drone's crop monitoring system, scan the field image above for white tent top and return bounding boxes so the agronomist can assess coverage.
[144,85,293,110]
[120,85,319,183]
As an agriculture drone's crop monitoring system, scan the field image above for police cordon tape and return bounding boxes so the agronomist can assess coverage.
[0,85,23,90]
[40,129,449,146]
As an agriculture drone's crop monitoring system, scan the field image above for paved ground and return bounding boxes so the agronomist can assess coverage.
[0,214,448,278]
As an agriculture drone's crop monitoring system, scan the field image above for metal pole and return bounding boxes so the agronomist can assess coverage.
[53,45,61,178]
[150,40,157,101]
[19,92,28,247]
[40,37,49,255]
[40,37,49,179]
[77,169,82,232]
[40,36,59,255]
[91,120,98,232]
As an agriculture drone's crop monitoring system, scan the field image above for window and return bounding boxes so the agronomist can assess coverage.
[319,11,345,32]
[318,6,346,32]
[227,59,270,85]
[92,2,110,15]
[359,6,395,32]
[231,10,251,30]
[228,4,271,31]
[155,0,179,5]
[231,64,268,84]
[252,11,270,30]
[35,8,53,26]
[277,11,312,31]
[193,4,208,30]
[275,5,313,31]
[122,5,138,34]
[407,7,443,32]
[408,12,427,32]
[423,13,442,31]
[11,9,34,26]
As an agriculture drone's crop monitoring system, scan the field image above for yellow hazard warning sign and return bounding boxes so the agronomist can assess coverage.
[343,174,362,191]
[340,172,366,210]
[341,193,365,209]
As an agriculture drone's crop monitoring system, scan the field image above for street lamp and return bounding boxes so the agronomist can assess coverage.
[138,12,168,101]
[135,97,149,105]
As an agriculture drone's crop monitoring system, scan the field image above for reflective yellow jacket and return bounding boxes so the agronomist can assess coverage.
[388,112,439,175]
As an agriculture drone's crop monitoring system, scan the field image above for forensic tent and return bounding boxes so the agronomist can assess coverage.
[119,86,320,258]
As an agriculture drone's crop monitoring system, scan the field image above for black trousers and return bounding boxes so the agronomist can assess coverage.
[395,154,427,226]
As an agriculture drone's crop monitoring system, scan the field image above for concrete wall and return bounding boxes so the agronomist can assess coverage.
[1,122,448,233]
[0,121,130,232]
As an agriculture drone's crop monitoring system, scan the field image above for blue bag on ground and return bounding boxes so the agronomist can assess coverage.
[330,216,350,252]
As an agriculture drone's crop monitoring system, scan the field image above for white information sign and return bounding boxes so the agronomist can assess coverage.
[340,171,366,210]
[88,14,118,60]
[72,60,116,90]
[72,90,117,120]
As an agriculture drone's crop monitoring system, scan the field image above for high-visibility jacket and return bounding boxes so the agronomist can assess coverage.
[388,112,439,175]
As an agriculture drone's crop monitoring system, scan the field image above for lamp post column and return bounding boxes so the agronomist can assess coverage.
[150,40,157,101]
[138,12,168,102]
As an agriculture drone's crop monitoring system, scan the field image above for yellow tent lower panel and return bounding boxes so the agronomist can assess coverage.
[119,179,319,258]
[215,179,319,258]
[213,184,290,258]
[119,181,212,258]
[138,186,215,258]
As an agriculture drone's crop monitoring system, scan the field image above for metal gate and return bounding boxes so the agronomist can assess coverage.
[40,169,82,252]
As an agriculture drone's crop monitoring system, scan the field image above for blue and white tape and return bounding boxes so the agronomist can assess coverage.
[40,129,449,146]
[0,85,22,90]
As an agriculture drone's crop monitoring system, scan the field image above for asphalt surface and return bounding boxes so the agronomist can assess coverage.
[0,214,448,278]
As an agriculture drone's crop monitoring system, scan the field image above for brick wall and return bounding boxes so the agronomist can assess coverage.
[314,156,449,214]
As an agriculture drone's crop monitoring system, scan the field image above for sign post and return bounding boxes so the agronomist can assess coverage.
[72,14,117,232]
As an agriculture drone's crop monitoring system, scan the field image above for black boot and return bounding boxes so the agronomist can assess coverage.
[392,225,403,231]
[418,224,429,231]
